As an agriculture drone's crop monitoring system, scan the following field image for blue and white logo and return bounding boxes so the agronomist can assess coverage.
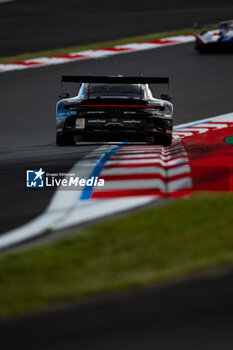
[26,168,45,188]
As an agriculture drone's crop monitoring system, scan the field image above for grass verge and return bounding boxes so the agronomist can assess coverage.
[0,192,233,318]
[0,24,219,64]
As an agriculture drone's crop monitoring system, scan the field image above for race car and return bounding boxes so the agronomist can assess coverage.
[56,76,173,146]
[194,20,233,53]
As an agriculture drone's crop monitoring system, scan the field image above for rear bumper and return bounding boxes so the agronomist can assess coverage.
[59,129,172,142]
[56,115,172,142]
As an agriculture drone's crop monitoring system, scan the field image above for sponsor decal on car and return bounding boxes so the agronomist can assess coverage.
[87,119,106,123]
[123,120,141,124]
[86,111,105,114]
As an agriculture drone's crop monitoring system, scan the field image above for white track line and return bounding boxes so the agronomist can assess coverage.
[101,166,167,176]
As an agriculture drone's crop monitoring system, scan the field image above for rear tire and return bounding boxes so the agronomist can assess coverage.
[154,134,172,147]
[162,135,172,147]
[56,134,75,146]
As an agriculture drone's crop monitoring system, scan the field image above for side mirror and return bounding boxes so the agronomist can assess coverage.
[59,92,70,100]
[161,94,172,101]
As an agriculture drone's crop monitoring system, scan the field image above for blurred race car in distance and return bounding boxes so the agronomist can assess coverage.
[194,20,233,53]
[56,76,173,146]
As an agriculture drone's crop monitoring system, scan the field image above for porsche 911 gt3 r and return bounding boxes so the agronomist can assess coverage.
[195,20,233,53]
[56,76,173,146]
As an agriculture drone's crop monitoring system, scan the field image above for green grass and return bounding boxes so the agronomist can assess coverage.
[0,192,233,318]
[0,25,217,64]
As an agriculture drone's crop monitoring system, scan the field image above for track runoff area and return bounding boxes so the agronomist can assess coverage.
[0,38,233,250]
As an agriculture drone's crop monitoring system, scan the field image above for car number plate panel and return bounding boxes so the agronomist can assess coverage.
[76,118,85,129]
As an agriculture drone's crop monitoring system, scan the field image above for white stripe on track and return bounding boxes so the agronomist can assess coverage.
[168,165,191,177]
[176,128,209,134]
[203,123,228,129]
[101,166,167,176]
[101,163,190,177]
[168,177,193,191]
[109,152,187,161]
[173,131,193,136]
[95,179,166,191]
[105,156,189,166]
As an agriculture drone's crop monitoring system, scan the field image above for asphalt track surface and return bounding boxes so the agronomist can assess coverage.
[1,44,233,349]
[1,3,233,348]
[2,268,233,350]
[1,0,233,56]
[1,42,233,234]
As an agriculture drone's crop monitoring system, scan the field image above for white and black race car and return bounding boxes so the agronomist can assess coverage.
[56,76,173,146]
[194,20,233,53]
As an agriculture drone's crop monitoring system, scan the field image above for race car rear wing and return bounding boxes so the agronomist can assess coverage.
[61,75,169,86]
